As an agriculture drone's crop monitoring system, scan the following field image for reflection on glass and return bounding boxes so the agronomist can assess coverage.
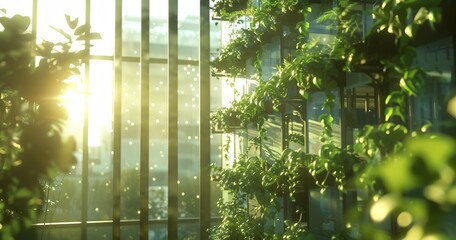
[121,62,141,220]
[178,0,199,61]
[150,4,169,59]
[120,225,140,239]
[307,91,341,154]
[122,0,141,57]
[87,60,114,221]
[149,64,169,220]
[88,226,112,239]
[178,64,200,218]
[36,227,81,240]
[149,224,168,239]
[178,223,200,239]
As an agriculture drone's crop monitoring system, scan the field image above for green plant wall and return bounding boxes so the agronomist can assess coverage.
[210,0,456,239]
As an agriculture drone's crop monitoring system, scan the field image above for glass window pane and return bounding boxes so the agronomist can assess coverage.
[37,0,86,42]
[0,1,32,17]
[150,223,168,239]
[88,60,114,221]
[149,64,169,220]
[122,0,140,57]
[178,222,200,239]
[91,0,115,56]
[150,3,168,58]
[37,173,82,223]
[120,225,140,239]
[121,62,141,220]
[178,0,199,61]
[178,64,200,218]
[37,227,81,240]
[88,226,112,239]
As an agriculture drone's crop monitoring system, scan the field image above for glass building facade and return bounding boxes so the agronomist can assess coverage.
[1,0,455,239]
[1,0,223,239]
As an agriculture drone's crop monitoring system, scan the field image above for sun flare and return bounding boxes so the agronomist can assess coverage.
[61,66,113,148]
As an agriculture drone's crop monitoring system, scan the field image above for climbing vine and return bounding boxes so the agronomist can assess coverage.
[210,0,455,239]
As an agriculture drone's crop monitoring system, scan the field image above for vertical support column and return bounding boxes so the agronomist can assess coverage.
[81,1,92,239]
[199,0,211,239]
[338,74,347,148]
[168,0,179,239]
[113,0,123,239]
[31,0,38,65]
[140,0,150,239]
[374,79,386,124]
[282,113,289,225]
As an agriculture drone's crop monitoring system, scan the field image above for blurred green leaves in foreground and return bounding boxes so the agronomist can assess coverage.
[360,134,456,240]
[1,11,99,240]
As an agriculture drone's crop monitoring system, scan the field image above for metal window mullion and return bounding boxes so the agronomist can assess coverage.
[31,0,38,66]
[168,0,179,239]
[140,0,150,239]
[113,0,123,239]
[199,0,211,239]
[81,1,92,239]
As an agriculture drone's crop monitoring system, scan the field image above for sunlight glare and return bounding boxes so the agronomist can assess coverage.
[61,62,113,148]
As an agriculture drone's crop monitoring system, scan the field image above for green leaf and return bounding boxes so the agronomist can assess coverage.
[385,91,405,105]
[312,77,321,89]
[385,106,405,122]
[12,14,31,32]
[74,24,90,36]
[65,14,79,29]
[399,77,418,96]
[89,32,102,40]
[414,7,430,24]
[49,26,72,41]
[15,187,33,199]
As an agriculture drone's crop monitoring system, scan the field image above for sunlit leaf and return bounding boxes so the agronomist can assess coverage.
[385,106,405,122]
[400,78,417,96]
[65,14,78,29]
[89,32,102,40]
[74,24,90,36]
[385,91,405,105]
[413,7,429,24]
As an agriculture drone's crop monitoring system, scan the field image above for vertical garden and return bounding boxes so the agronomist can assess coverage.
[210,0,456,239]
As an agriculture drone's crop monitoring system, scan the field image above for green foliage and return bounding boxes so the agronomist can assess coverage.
[209,194,270,240]
[210,0,454,239]
[358,134,456,239]
[0,12,98,239]
[211,0,250,21]
[283,220,313,240]
[211,0,308,77]
[211,28,261,77]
